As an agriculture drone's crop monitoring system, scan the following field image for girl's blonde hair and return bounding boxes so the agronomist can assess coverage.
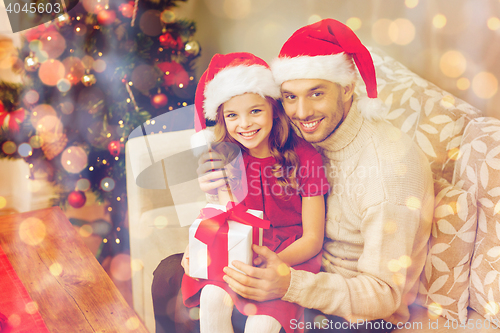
[213,96,300,191]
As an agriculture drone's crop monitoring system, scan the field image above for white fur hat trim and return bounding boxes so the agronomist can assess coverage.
[271,53,357,87]
[203,65,281,120]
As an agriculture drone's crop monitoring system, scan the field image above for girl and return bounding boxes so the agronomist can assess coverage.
[181,53,329,333]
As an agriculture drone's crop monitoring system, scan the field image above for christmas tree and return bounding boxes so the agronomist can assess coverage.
[0,0,200,259]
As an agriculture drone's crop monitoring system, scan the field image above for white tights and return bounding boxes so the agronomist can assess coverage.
[199,284,282,333]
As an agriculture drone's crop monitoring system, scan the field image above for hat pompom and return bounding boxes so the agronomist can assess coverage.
[356,96,386,122]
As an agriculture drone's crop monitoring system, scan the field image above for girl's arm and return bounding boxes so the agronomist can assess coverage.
[274,195,325,267]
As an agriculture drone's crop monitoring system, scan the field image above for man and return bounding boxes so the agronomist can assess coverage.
[152,19,434,333]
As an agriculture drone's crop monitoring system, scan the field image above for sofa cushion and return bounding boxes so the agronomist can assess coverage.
[453,117,500,322]
[365,48,480,183]
[415,178,477,323]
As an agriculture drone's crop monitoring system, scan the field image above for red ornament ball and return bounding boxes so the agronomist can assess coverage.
[119,3,133,18]
[151,93,168,109]
[108,141,121,156]
[97,10,117,25]
[68,190,86,208]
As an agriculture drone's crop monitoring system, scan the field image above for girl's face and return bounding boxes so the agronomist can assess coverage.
[222,93,274,158]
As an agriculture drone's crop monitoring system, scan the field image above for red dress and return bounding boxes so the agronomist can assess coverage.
[182,138,329,333]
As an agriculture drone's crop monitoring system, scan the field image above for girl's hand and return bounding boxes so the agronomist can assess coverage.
[181,245,190,275]
[197,149,226,194]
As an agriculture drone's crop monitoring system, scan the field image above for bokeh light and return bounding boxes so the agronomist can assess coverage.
[406,196,421,210]
[29,40,42,53]
[23,90,39,104]
[139,10,163,36]
[399,255,412,268]
[457,77,470,90]
[308,14,321,25]
[126,317,141,330]
[49,263,63,276]
[40,31,66,59]
[189,307,200,320]
[388,259,401,272]
[131,64,158,93]
[428,302,443,318]
[405,0,418,8]
[18,143,32,157]
[39,59,65,86]
[59,101,75,115]
[8,314,21,328]
[223,0,251,20]
[488,17,500,30]
[389,19,415,45]
[2,141,17,155]
[346,17,362,31]
[63,57,85,85]
[82,55,94,69]
[384,220,397,234]
[485,301,500,316]
[19,217,46,246]
[37,116,64,145]
[82,0,109,13]
[153,215,168,229]
[57,78,71,92]
[101,177,115,192]
[31,104,56,128]
[93,59,107,73]
[439,50,466,78]
[160,9,176,23]
[372,19,393,45]
[243,303,257,316]
[433,14,447,29]
[472,72,498,99]
[76,178,91,191]
[131,259,144,272]
[25,301,39,314]
[110,253,132,281]
[0,196,6,209]
[74,23,88,36]
[61,146,88,174]
[79,224,93,237]
[392,273,405,285]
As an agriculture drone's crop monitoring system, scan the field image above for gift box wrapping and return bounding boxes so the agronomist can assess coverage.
[189,203,264,280]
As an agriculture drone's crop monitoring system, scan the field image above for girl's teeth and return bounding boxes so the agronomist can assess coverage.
[240,130,258,137]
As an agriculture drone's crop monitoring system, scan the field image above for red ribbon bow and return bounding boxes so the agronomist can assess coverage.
[195,202,270,280]
[0,101,25,133]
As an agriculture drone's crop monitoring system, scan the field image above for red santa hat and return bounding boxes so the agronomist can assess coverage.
[271,19,384,120]
[193,52,281,131]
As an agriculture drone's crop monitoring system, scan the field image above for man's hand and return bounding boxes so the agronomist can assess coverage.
[222,245,291,302]
[197,149,226,194]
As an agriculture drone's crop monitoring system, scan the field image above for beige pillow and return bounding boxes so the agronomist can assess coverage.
[366,48,480,183]
[416,178,477,323]
[453,117,500,321]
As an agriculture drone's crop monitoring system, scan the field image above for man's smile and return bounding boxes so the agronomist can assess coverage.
[299,118,323,132]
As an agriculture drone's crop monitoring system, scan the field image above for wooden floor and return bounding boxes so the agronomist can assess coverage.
[0,202,134,309]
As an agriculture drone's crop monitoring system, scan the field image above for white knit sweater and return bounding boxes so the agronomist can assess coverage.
[282,100,434,324]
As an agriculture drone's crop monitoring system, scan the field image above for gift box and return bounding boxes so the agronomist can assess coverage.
[189,203,269,280]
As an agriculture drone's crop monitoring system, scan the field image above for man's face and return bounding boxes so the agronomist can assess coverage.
[281,79,352,143]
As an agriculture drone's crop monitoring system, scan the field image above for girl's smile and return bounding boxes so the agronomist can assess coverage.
[222,93,273,158]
